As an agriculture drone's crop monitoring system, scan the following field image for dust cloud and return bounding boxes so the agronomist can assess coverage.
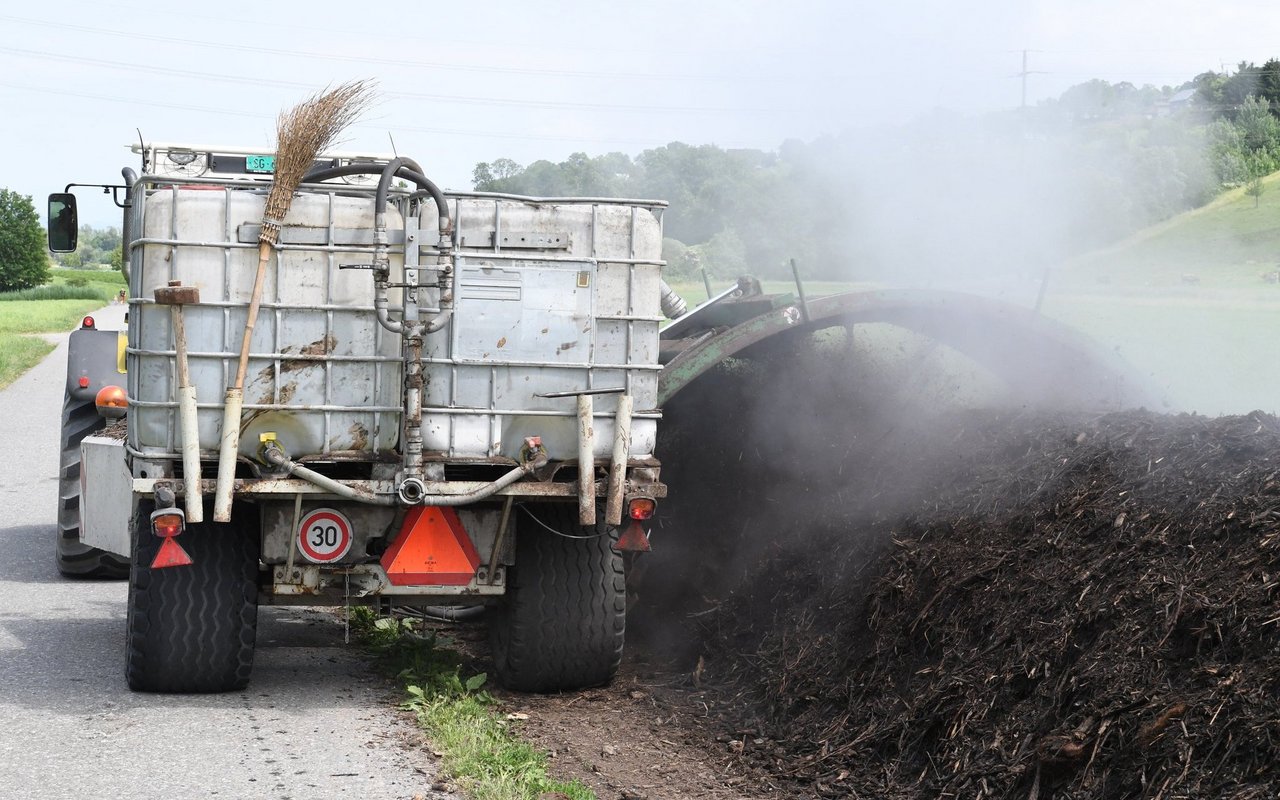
[785,106,1276,415]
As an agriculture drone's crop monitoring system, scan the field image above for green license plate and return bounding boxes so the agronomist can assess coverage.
[245,155,275,174]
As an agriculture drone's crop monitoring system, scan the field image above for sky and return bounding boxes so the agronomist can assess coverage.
[5,0,1280,227]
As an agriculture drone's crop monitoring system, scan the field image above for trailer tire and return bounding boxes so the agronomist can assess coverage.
[56,393,129,578]
[125,504,260,693]
[490,504,625,692]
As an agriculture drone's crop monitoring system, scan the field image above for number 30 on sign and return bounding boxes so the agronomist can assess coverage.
[297,508,354,563]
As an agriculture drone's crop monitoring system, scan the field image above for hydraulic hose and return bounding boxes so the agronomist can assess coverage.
[303,162,450,231]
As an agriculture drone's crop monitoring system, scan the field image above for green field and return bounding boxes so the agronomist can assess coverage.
[0,268,125,388]
[1040,173,1280,415]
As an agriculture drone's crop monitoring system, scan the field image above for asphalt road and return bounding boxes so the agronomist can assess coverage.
[0,306,453,799]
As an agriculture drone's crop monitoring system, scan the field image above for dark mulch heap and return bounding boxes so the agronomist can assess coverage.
[646,356,1280,800]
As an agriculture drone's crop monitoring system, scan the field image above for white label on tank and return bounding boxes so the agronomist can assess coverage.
[297,508,354,563]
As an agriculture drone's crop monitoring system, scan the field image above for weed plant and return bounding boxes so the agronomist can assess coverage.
[352,609,593,800]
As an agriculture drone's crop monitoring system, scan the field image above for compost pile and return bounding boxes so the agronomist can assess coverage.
[649,354,1280,799]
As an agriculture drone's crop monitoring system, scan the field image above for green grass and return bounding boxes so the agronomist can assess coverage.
[0,335,54,387]
[50,266,127,287]
[0,298,110,335]
[1037,172,1280,415]
[1058,171,1280,292]
[352,609,593,800]
[0,285,110,302]
[0,291,113,390]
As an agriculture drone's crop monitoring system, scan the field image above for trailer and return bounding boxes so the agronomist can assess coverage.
[51,142,673,693]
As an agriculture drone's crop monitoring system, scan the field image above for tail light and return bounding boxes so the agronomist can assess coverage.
[627,497,656,520]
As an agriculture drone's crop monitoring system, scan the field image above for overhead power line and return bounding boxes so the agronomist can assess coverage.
[0,13,795,83]
[0,81,757,148]
[0,45,796,115]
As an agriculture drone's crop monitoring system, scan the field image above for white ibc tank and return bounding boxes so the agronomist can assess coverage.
[128,187,404,460]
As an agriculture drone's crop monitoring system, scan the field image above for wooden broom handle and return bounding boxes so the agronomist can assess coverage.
[233,239,273,390]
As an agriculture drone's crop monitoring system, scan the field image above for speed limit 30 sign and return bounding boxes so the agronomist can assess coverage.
[297,508,354,563]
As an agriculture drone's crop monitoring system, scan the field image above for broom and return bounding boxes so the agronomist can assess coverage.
[214,81,376,522]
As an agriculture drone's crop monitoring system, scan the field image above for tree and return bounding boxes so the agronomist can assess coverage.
[0,189,50,291]
[1246,173,1265,206]
[472,157,523,190]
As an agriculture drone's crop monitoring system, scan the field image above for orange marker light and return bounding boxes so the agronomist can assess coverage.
[95,385,127,409]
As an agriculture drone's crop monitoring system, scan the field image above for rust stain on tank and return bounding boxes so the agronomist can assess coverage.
[281,334,337,373]
[347,422,369,451]
[497,336,507,348]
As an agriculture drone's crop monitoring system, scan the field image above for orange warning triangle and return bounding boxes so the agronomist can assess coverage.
[381,507,481,586]
[151,536,194,569]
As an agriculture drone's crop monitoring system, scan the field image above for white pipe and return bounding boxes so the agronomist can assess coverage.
[605,395,633,526]
[261,444,535,507]
[177,385,202,523]
[213,388,242,522]
[170,303,203,523]
[577,394,595,525]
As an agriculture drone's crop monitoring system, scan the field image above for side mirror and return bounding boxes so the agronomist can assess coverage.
[48,193,78,253]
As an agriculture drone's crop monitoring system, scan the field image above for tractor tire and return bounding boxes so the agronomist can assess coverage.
[56,392,129,578]
[125,504,260,693]
[490,504,626,692]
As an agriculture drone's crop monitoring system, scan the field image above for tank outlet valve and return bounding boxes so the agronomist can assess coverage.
[257,432,285,465]
[397,476,427,505]
[520,436,548,467]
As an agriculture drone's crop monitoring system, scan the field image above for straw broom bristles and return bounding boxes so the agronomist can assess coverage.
[237,79,377,387]
[260,80,377,245]
[214,80,376,522]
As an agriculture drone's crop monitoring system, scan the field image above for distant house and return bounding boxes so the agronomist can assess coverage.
[1157,88,1198,116]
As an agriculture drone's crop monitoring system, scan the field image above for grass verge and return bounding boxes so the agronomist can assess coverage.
[351,608,594,800]
[0,298,109,335]
[0,335,55,387]
[0,285,110,302]
[0,296,111,390]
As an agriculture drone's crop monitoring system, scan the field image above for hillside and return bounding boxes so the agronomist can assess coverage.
[1040,175,1280,416]
[1058,171,1280,290]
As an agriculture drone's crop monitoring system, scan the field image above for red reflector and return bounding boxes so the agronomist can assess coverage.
[82,316,95,329]
[617,520,651,552]
[78,376,91,388]
[380,507,481,586]
[628,497,656,520]
[151,536,193,569]
[152,513,183,538]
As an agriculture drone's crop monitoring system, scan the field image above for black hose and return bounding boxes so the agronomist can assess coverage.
[302,162,450,228]
[120,167,138,283]
[375,158,408,221]
[393,604,486,622]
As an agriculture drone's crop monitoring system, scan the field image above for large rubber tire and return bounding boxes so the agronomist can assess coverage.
[490,504,626,692]
[56,393,129,578]
[125,505,260,693]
